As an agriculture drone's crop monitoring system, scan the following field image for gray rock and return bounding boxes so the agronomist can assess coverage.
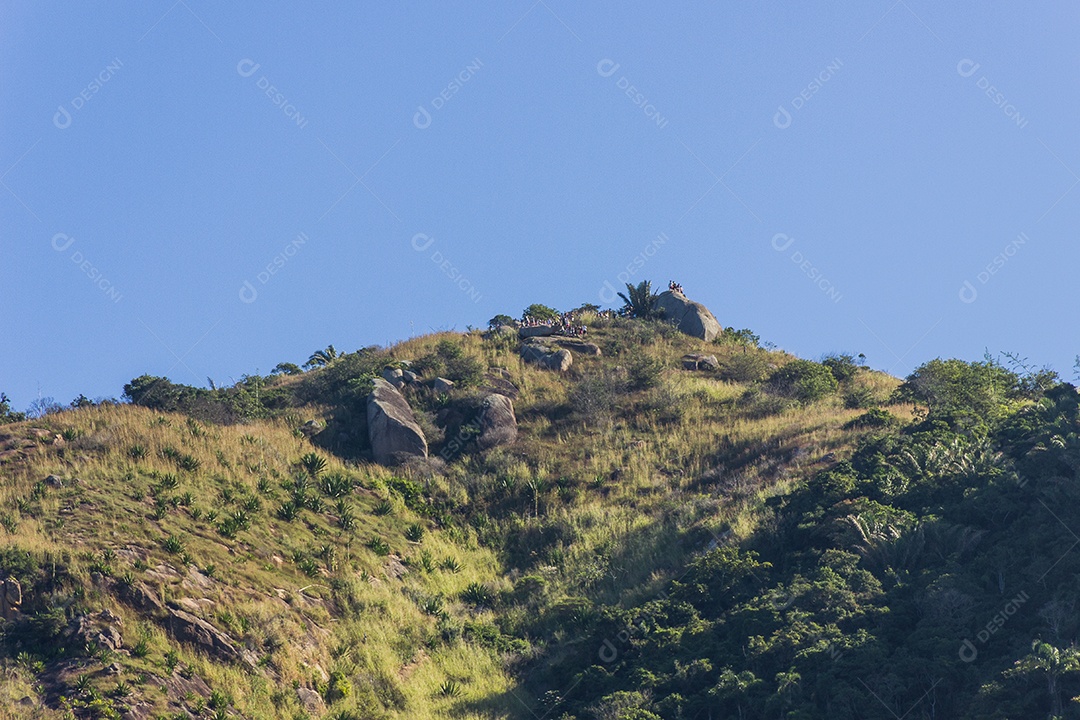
[115,580,164,615]
[477,394,518,450]
[45,474,63,488]
[522,345,572,371]
[653,290,721,341]
[296,687,325,715]
[66,610,123,651]
[681,354,719,371]
[367,378,428,466]
[165,605,257,667]
[555,339,602,356]
[402,370,418,383]
[299,419,324,437]
[519,325,556,339]
[432,377,455,393]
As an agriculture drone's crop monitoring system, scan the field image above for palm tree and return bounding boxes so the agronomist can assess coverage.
[304,345,339,369]
[1006,639,1080,718]
[617,280,658,319]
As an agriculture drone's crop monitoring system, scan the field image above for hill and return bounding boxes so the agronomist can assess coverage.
[1,296,1076,719]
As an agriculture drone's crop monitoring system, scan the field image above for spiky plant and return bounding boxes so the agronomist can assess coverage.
[616,280,659,319]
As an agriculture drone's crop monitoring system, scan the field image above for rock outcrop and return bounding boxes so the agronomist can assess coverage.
[366,378,428,466]
[521,344,573,371]
[432,377,455,393]
[653,290,721,341]
[519,325,556,339]
[165,605,257,667]
[555,339,602,356]
[681,354,719,371]
[484,368,520,399]
[477,393,518,450]
[66,609,124,652]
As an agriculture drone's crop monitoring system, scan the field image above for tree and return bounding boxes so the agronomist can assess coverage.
[522,304,558,322]
[0,393,25,424]
[488,314,515,330]
[271,362,303,376]
[70,394,94,409]
[617,280,658,319]
[1005,640,1080,718]
[895,357,1020,429]
[304,345,340,369]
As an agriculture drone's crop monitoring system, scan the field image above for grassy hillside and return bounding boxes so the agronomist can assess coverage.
[20,308,1071,719]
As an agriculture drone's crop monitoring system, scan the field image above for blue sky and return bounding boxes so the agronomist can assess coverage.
[2,1,1078,409]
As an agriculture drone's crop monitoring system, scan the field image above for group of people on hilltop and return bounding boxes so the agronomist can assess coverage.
[519,311,589,337]
[669,280,684,294]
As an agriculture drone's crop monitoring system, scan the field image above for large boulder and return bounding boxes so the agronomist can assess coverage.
[477,393,517,450]
[555,339,601,356]
[484,368,520,399]
[681,354,719,371]
[519,325,556,339]
[521,344,572,371]
[653,290,721,341]
[366,378,428,466]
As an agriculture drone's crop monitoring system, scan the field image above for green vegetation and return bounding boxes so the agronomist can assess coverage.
[5,298,1080,719]
[617,279,659,319]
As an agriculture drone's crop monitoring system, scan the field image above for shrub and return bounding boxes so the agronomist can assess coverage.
[719,352,771,383]
[843,408,897,430]
[822,354,860,383]
[768,360,838,402]
[628,355,665,391]
[367,538,391,556]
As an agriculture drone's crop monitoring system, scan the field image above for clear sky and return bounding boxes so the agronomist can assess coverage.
[2,1,1078,410]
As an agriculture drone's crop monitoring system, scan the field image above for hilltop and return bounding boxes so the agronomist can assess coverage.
[1,286,1077,719]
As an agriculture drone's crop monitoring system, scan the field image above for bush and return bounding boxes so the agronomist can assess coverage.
[843,408,897,430]
[716,327,761,348]
[768,360,838,403]
[719,353,771,383]
[414,340,484,387]
[628,355,665,391]
[822,354,860,383]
